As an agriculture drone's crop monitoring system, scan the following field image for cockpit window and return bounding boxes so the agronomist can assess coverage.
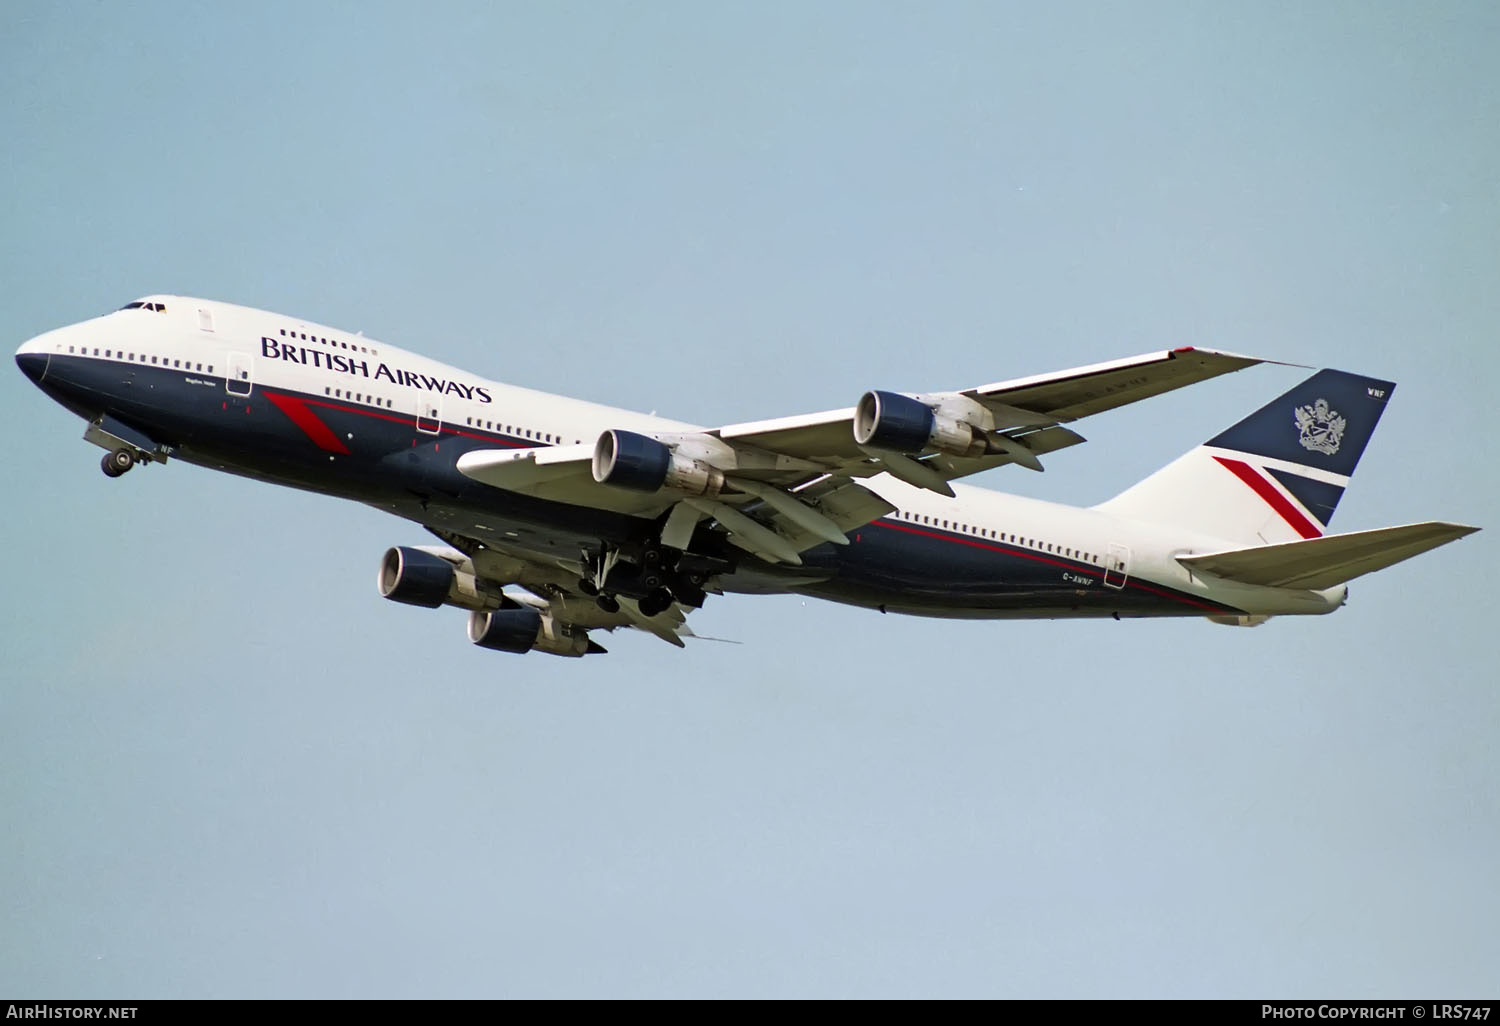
[117,301,166,312]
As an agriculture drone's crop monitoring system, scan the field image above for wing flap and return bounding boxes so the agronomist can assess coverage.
[927,424,1087,479]
[509,589,694,648]
[767,478,897,551]
[1178,522,1480,589]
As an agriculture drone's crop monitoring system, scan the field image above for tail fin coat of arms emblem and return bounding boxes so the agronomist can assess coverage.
[1294,399,1346,455]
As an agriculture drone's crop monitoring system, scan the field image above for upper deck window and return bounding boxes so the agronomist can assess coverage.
[118,301,166,312]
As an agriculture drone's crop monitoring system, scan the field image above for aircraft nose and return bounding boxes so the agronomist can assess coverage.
[15,333,52,385]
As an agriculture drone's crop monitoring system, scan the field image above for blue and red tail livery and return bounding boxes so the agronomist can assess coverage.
[1208,368,1395,480]
[1100,368,1410,546]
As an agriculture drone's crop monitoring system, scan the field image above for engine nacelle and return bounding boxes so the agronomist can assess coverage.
[378,546,502,611]
[378,546,453,607]
[591,429,724,497]
[853,390,987,458]
[467,608,597,657]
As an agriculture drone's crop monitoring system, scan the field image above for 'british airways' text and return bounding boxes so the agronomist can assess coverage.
[260,337,493,402]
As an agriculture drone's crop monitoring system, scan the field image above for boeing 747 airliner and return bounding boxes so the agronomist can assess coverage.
[15,296,1478,656]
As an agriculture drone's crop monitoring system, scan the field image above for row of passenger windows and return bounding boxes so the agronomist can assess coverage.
[317,392,579,444]
[69,344,211,373]
[70,335,613,452]
[462,417,579,445]
[893,510,1097,564]
[280,327,376,356]
[56,341,1087,553]
[323,386,394,409]
[58,339,1081,555]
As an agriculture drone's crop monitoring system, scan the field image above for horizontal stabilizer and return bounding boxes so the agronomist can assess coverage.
[1178,522,1479,590]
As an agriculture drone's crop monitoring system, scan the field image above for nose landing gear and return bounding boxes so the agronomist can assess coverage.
[85,416,165,479]
[101,448,137,478]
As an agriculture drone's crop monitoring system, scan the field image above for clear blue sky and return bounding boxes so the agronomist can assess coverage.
[3,1,1495,998]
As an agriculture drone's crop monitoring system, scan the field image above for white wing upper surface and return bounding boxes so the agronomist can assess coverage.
[456,347,1265,562]
[716,347,1262,459]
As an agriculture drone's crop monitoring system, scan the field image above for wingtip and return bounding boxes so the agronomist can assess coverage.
[1170,345,1311,370]
[1421,521,1481,538]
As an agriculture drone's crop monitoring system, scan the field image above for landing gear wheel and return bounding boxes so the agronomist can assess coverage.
[638,587,674,618]
[595,594,620,614]
[102,448,136,478]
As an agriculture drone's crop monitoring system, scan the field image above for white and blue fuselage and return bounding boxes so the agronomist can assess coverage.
[25,294,1451,654]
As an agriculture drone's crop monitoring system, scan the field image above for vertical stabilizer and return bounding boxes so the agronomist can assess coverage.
[1096,369,1396,545]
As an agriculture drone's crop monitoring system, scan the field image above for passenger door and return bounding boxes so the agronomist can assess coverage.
[226,351,253,397]
[416,394,443,434]
[1103,543,1130,589]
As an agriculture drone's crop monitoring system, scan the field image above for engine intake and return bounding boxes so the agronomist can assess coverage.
[854,390,987,458]
[592,429,723,497]
[378,546,455,608]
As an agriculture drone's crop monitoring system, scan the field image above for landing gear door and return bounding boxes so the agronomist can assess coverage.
[226,352,253,396]
[416,394,443,434]
[1103,543,1130,589]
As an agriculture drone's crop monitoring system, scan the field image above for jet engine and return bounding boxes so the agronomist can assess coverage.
[468,608,602,657]
[378,546,503,611]
[853,390,988,458]
[591,429,724,497]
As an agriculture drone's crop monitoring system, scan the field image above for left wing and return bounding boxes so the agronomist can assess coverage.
[457,347,1265,562]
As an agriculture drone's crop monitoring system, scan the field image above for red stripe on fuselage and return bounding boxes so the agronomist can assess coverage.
[265,390,532,449]
[264,391,351,454]
[298,396,531,447]
[876,520,1085,572]
[1213,456,1322,539]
